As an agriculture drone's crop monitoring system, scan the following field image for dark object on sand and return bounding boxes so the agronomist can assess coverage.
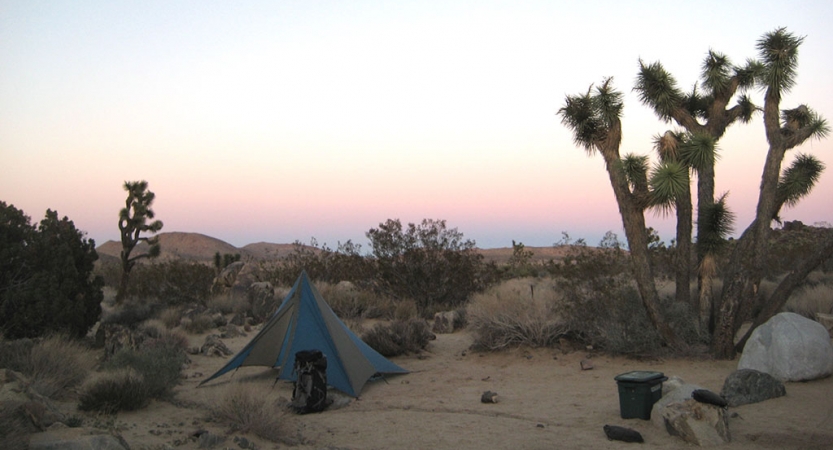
[603,424,644,443]
[692,389,728,408]
[481,391,499,403]
[292,350,328,414]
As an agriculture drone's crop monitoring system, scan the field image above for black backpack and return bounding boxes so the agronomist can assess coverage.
[291,350,328,414]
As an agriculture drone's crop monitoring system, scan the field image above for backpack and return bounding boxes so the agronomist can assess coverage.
[291,350,328,414]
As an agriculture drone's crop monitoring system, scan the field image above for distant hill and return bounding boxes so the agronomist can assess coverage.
[96,231,570,265]
[97,232,246,263]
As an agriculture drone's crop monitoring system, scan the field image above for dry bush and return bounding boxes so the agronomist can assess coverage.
[393,299,419,321]
[210,383,291,443]
[467,278,566,351]
[207,295,238,315]
[0,400,37,450]
[183,314,216,334]
[785,283,833,318]
[78,369,149,413]
[361,319,434,357]
[317,282,396,320]
[26,335,95,399]
[159,307,183,329]
[102,343,187,400]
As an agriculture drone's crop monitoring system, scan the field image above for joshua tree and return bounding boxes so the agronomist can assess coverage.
[694,193,735,335]
[116,181,163,303]
[635,49,758,316]
[712,28,829,358]
[558,78,680,348]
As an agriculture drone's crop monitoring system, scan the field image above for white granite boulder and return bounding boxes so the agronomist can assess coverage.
[738,312,833,381]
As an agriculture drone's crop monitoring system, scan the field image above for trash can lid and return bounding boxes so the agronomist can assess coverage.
[614,371,665,383]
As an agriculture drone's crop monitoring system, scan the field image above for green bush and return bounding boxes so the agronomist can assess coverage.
[125,260,215,306]
[361,319,435,357]
[367,219,498,315]
[78,370,149,414]
[102,343,187,400]
[0,204,103,339]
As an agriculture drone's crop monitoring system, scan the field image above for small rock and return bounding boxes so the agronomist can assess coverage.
[603,424,644,443]
[481,391,499,403]
[580,359,594,370]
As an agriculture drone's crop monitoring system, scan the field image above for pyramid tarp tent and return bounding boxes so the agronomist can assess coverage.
[199,271,407,396]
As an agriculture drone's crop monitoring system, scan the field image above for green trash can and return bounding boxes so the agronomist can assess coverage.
[614,371,668,420]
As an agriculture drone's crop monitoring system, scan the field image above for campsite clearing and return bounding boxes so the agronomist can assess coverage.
[94,328,833,450]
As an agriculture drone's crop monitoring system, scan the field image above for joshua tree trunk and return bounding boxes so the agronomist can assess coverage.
[600,147,681,349]
[675,182,693,311]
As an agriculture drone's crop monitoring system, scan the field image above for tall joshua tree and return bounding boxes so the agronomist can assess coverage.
[635,51,758,314]
[648,131,720,321]
[713,28,829,358]
[558,78,680,348]
[116,181,163,303]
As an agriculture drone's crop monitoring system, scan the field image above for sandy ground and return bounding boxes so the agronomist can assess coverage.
[46,329,833,450]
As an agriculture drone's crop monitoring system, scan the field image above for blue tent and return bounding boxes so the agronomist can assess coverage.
[199,271,407,396]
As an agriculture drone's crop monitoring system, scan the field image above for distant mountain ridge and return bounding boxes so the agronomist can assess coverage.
[96,231,572,264]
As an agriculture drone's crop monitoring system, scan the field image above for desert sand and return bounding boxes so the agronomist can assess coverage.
[57,327,830,450]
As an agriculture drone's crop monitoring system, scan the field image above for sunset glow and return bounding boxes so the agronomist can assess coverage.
[2,1,831,249]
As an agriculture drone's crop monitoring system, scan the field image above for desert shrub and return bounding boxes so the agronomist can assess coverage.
[0,204,103,339]
[125,260,215,306]
[183,314,216,334]
[78,370,149,413]
[393,299,419,321]
[210,383,290,443]
[367,219,498,315]
[26,335,95,399]
[102,300,160,329]
[784,283,833,318]
[0,338,34,372]
[467,278,566,351]
[267,239,376,287]
[0,336,94,400]
[159,307,183,329]
[316,282,395,320]
[206,295,238,315]
[0,400,36,450]
[102,343,186,400]
[361,319,434,357]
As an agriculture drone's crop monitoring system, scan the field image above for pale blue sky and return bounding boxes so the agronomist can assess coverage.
[1,1,831,249]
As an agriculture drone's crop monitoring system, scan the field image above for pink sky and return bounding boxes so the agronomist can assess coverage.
[2,1,832,250]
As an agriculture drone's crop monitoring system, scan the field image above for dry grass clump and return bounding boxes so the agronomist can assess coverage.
[0,335,95,400]
[78,370,149,414]
[183,314,216,334]
[26,335,96,399]
[159,307,183,329]
[361,319,435,357]
[467,278,566,351]
[210,383,291,443]
[785,283,833,318]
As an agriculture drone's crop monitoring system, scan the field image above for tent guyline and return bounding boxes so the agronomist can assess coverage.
[199,271,408,397]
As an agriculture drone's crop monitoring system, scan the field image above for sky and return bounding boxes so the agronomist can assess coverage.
[1,0,832,250]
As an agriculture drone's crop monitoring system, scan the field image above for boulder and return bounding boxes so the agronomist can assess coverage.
[720,369,786,407]
[200,335,233,357]
[738,312,833,381]
[659,399,730,446]
[213,261,245,290]
[652,383,730,446]
[432,311,460,334]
